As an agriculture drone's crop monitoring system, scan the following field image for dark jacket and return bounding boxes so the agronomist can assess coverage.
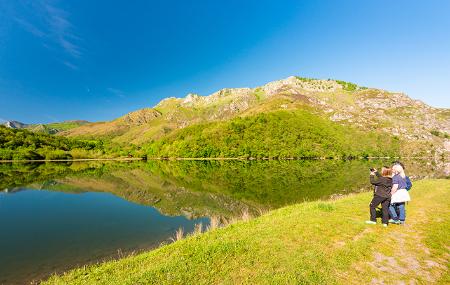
[370,172,392,198]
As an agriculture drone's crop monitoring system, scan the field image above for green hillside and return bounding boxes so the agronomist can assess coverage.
[26,120,89,134]
[0,126,140,160]
[145,110,401,159]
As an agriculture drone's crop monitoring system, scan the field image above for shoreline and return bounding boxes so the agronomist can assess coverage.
[0,157,144,163]
[0,156,445,163]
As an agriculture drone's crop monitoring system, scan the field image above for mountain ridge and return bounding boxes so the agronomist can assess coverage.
[1,120,90,134]
[61,76,449,156]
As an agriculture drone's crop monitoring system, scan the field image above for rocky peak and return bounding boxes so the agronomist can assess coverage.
[2,120,28,129]
[118,108,162,125]
[181,93,202,106]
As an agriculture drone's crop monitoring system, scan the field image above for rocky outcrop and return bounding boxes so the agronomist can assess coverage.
[117,108,162,125]
[2,120,29,129]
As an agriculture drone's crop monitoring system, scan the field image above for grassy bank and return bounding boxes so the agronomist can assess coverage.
[44,179,449,284]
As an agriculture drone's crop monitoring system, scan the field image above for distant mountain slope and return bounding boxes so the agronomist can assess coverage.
[2,120,89,134]
[62,76,450,156]
[2,120,29,129]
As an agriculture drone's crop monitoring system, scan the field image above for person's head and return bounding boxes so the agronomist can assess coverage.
[392,161,405,170]
[392,164,405,178]
[381,166,392,177]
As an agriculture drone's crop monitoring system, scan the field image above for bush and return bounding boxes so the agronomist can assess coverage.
[12,149,44,160]
[335,80,358,91]
[44,150,73,160]
[0,149,13,160]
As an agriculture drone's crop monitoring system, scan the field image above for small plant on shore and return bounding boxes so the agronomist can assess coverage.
[207,216,220,231]
[257,207,269,216]
[241,209,251,222]
[222,217,239,227]
[170,227,184,242]
[192,223,203,235]
[117,249,124,258]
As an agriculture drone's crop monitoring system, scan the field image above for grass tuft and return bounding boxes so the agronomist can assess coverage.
[317,202,336,212]
[241,208,251,221]
[170,227,184,242]
[192,223,203,236]
[207,216,221,231]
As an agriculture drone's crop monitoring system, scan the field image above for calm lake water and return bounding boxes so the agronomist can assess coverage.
[0,159,447,284]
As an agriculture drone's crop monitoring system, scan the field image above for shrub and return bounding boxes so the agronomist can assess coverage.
[12,149,44,160]
[335,80,358,91]
[44,150,73,160]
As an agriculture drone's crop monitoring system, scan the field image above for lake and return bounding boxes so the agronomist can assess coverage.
[0,159,447,284]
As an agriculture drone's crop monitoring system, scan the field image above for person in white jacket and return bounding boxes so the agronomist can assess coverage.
[389,164,411,224]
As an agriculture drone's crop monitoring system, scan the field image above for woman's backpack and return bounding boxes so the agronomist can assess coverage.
[405,176,412,191]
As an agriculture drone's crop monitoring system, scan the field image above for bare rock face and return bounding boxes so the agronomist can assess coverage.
[330,112,353,122]
[2,120,29,129]
[118,108,162,125]
[181,93,201,105]
[444,140,450,152]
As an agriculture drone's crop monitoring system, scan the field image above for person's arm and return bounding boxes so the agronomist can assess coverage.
[370,170,381,185]
[391,184,399,195]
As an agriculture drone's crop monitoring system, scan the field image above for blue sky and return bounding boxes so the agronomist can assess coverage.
[0,0,449,123]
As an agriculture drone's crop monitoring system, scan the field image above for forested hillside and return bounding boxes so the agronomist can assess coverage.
[145,110,401,159]
[0,126,140,160]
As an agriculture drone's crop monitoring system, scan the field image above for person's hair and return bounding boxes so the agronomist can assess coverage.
[381,167,392,177]
[392,164,406,178]
[392,161,405,170]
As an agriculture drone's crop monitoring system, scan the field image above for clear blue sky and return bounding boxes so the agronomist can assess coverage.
[0,0,449,123]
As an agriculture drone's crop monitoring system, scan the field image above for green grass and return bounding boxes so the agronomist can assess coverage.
[25,121,89,134]
[43,179,450,284]
[45,121,88,131]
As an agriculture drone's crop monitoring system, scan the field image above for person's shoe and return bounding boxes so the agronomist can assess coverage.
[388,219,397,223]
[365,221,377,225]
[382,224,388,227]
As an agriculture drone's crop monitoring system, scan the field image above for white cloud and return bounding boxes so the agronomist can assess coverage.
[62,60,78,70]
[14,17,46,38]
[107,88,126,98]
[13,0,83,67]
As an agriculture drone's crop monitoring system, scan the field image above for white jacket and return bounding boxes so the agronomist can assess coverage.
[391,188,411,203]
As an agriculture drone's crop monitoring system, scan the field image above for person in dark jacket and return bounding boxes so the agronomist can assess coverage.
[366,167,393,227]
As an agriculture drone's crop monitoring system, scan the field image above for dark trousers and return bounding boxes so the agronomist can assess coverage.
[369,195,390,224]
